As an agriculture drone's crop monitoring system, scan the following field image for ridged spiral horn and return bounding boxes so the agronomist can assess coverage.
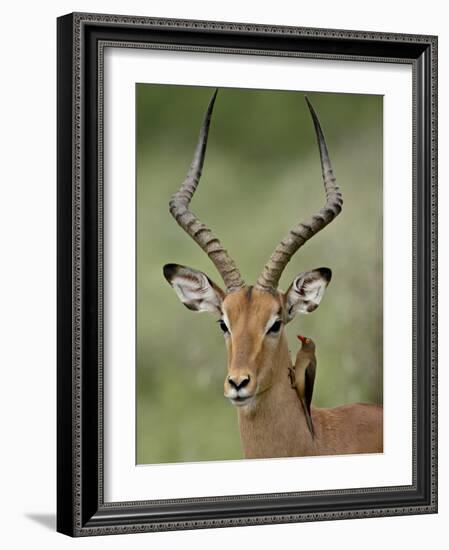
[168,90,245,292]
[255,97,343,291]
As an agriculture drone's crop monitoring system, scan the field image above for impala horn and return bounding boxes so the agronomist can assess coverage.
[255,97,343,291]
[168,90,245,292]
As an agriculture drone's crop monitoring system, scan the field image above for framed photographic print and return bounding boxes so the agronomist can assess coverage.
[57,12,437,536]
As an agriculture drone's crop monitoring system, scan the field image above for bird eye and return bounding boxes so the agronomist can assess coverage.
[267,320,282,335]
[218,320,229,334]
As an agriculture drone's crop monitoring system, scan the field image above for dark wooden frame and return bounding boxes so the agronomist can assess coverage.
[57,12,438,537]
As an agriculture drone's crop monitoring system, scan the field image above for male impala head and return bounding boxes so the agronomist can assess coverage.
[163,90,342,411]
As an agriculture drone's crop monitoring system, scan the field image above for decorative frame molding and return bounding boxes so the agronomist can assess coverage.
[57,12,437,537]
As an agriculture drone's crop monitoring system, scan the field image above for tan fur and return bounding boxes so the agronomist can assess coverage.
[222,288,383,458]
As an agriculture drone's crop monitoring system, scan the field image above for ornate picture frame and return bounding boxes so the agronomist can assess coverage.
[57,12,437,536]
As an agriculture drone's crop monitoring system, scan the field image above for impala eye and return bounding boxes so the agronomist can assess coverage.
[267,320,282,335]
[218,320,229,334]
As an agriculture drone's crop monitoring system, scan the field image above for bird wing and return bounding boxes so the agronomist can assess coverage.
[293,353,316,437]
[304,357,316,418]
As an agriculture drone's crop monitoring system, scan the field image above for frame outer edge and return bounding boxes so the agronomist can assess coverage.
[70,11,437,44]
[429,35,438,513]
[57,13,76,537]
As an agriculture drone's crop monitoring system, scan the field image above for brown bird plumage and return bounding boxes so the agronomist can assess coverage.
[289,335,317,437]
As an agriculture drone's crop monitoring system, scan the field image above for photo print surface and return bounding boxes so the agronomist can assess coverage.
[136,85,383,465]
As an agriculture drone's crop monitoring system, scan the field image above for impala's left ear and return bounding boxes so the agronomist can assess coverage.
[284,268,332,322]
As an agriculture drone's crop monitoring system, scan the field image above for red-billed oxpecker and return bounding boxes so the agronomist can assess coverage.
[289,335,317,437]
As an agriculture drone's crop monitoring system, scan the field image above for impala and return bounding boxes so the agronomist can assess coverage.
[163,90,383,458]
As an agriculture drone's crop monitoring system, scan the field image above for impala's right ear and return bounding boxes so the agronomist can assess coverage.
[163,264,225,315]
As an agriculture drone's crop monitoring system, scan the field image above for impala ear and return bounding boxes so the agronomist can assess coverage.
[163,264,225,315]
[284,268,332,322]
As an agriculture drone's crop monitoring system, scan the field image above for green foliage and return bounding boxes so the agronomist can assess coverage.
[136,85,383,464]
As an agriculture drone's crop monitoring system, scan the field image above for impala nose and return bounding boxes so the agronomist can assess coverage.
[227,374,251,391]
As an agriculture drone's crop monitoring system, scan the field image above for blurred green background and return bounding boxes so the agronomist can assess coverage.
[136,85,383,465]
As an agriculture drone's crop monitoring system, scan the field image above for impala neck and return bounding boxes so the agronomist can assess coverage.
[236,333,315,458]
